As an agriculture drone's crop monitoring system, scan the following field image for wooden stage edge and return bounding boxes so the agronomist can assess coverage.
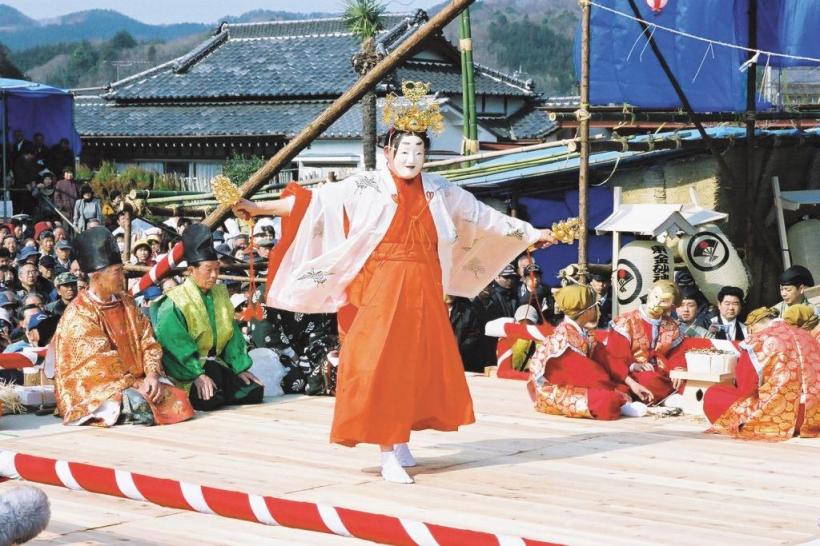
[1,374,818,546]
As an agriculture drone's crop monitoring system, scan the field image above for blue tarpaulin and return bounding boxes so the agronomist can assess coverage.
[575,0,820,112]
[519,187,633,285]
[1,78,82,155]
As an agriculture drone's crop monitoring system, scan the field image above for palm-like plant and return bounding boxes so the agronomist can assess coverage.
[343,0,386,171]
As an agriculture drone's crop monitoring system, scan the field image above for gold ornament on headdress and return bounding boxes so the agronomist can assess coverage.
[383,81,445,135]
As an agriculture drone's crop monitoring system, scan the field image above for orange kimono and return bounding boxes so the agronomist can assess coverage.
[53,291,194,426]
[706,321,820,441]
[331,174,475,446]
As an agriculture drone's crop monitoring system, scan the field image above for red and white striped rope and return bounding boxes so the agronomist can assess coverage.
[0,348,48,369]
[130,242,185,295]
[0,450,560,546]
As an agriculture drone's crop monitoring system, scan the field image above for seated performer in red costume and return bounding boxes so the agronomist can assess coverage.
[704,307,820,440]
[606,280,688,406]
[528,284,654,420]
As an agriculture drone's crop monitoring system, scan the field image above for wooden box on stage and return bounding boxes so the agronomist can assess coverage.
[684,350,738,374]
[670,369,734,416]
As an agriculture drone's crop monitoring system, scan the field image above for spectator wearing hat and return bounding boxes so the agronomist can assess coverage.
[25,312,60,349]
[154,223,263,412]
[16,246,39,266]
[146,234,163,261]
[517,263,555,323]
[772,265,819,316]
[72,185,102,232]
[708,286,747,341]
[45,272,78,316]
[131,239,155,267]
[590,272,612,328]
[54,240,72,274]
[227,232,249,253]
[676,285,711,338]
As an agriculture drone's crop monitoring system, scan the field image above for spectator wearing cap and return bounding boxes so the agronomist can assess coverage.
[16,246,39,266]
[38,230,56,257]
[254,236,275,260]
[45,272,78,316]
[38,255,57,284]
[227,232,249,253]
[139,284,163,323]
[55,240,72,274]
[0,291,17,314]
[25,312,60,348]
[709,286,747,341]
[212,230,225,247]
[772,265,820,316]
[73,185,102,232]
[487,264,520,320]
[676,285,711,338]
[590,272,612,328]
[517,263,555,323]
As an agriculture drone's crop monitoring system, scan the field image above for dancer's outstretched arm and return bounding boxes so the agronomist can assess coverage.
[232,196,295,219]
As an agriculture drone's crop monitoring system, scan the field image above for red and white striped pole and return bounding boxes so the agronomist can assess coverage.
[130,242,185,295]
[0,348,48,369]
[0,450,560,546]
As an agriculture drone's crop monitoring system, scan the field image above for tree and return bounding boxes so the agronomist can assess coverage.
[343,0,385,171]
[0,42,24,79]
[109,30,138,50]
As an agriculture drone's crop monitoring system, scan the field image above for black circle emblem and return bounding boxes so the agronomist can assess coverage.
[616,258,642,305]
[687,231,729,272]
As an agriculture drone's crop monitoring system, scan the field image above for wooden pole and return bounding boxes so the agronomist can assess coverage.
[577,0,591,283]
[610,186,622,318]
[771,176,791,268]
[200,0,476,229]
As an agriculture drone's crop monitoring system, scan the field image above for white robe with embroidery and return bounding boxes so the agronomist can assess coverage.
[266,167,541,314]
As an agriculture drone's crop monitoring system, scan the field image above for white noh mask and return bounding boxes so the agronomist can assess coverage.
[387,134,426,180]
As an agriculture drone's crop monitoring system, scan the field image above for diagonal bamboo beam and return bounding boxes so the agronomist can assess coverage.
[201,0,476,228]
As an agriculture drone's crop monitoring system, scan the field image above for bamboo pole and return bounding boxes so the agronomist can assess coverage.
[424,136,583,169]
[460,9,479,154]
[123,264,250,283]
[577,0,592,283]
[200,0,476,229]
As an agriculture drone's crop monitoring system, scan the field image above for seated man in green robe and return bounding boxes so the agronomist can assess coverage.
[154,224,264,411]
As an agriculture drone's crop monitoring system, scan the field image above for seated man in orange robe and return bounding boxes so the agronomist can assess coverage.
[606,280,688,405]
[704,307,820,440]
[53,227,194,426]
[528,284,655,420]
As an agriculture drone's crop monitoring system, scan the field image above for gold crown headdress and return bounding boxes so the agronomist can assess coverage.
[383,81,445,135]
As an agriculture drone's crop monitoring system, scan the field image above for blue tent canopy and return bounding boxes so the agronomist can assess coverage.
[1,78,82,155]
[575,0,820,112]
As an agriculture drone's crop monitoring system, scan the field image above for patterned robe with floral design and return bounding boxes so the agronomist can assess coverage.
[528,320,627,420]
[607,308,687,400]
[709,321,820,441]
[53,290,194,426]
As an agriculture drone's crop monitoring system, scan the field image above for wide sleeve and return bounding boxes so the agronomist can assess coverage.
[220,321,253,374]
[154,297,204,382]
[440,182,542,299]
[53,303,137,423]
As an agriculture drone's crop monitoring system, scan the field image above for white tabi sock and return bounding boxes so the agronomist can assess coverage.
[393,443,417,468]
[662,393,685,409]
[620,401,648,417]
[380,451,414,484]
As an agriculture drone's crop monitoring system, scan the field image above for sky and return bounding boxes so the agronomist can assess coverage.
[2,0,444,24]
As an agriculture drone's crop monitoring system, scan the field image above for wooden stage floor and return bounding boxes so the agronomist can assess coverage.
[1,374,818,546]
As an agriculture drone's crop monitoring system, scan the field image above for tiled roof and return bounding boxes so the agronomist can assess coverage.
[394,61,532,97]
[478,107,558,141]
[74,97,368,139]
[104,11,533,101]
